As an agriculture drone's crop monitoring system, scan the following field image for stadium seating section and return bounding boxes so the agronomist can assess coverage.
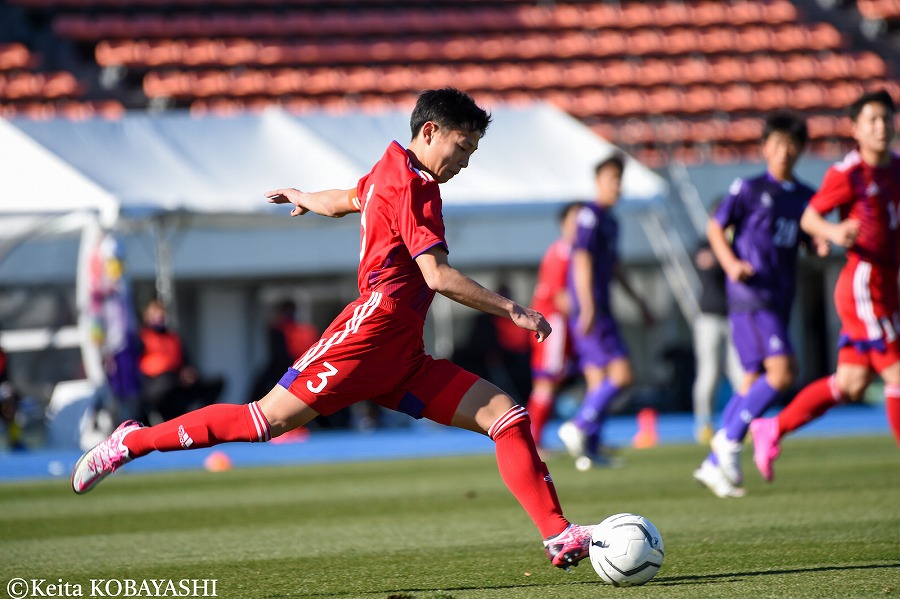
[1,0,898,165]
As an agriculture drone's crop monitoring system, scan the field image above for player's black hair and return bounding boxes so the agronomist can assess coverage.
[410,88,492,139]
[763,110,808,146]
[557,201,584,223]
[594,153,625,177]
[848,88,896,121]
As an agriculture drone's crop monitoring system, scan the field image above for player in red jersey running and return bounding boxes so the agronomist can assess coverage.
[525,202,581,449]
[751,89,900,481]
[71,88,596,570]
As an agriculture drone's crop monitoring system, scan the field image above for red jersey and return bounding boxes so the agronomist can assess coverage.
[810,150,900,270]
[355,141,448,319]
[530,238,571,318]
[811,150,900,368]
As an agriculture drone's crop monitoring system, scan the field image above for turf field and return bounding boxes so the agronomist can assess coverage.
[2,435,898,599]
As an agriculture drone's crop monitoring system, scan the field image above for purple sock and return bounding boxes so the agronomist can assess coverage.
[573,379,620,440]
[707,391,743,464]
[718,391,742,430]
[723,377,779,442]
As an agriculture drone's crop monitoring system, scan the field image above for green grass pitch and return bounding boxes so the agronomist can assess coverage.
[2,435,898,598]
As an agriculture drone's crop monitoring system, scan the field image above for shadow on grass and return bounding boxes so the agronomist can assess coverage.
[652,561,900,586]
[293,562,900,597]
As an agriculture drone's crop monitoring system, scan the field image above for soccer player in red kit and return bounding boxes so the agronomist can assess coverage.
[525,202,581,449]
[71,88,596,569]
[751,89,900,481]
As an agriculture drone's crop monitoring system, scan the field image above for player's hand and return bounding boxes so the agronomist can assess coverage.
[266,188,309,217]
[832,219,861,248]
[511,305,552,342]
[813,235,831,257]
[724,259,754,283]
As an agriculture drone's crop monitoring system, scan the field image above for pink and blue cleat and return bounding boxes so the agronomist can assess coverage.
[544,523,594,569]
[71,420,144,494]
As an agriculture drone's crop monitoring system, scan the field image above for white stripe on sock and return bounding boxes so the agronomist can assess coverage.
[488,405,528,439]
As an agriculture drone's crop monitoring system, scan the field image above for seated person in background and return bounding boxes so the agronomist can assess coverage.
[139,300,224,423]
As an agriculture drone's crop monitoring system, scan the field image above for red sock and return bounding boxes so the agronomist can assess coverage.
[525,388,554,447]
[124,402,271,458]
[777,375,842,437]
[489,405,568,539]
[885,384,900,448]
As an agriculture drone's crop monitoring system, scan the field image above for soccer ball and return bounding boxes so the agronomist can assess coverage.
[589,513,664,587]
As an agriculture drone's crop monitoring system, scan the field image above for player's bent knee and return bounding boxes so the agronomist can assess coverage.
[451,378,516,435]
[257,385,319,437]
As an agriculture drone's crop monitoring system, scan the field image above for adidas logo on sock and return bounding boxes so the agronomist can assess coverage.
[178,425,194,448]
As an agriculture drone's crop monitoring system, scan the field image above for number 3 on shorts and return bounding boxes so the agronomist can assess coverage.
[307,362,339,394]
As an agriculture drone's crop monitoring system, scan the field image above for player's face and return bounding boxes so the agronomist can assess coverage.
[762,131,802,182]
[595,164,623,207]
[423,124,481,184]
[853,102,895,158]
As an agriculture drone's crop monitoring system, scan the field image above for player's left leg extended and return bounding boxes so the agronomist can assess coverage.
[451,378,591,568]
[72,386,316,494]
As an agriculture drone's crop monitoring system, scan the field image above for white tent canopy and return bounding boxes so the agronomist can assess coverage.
[1,103,666,228]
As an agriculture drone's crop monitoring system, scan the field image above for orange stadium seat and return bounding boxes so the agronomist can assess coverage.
[0,43,33,70]
[652,2,691,28]
[637,59,674,87]
[671,57,711,86]
[778,53,820,83]
[735,26,773,53]
[580,3,620,29]
[790,81,828,111]
[717,84,755,113]
[618,3,657,29]
[681,86,720,114]
[743,55,781,84]
[753,83,790,112]
[706,56,746,85]
[626,29,665,56]
[696,27,737,54]
[851,52,887,78]
[690,2,729,27]
[661,28,700,55]
[643,86,683,116]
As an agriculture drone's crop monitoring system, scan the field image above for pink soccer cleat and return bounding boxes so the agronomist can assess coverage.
[71,420,144,494]
[750,417,780,482]
[544,523,594,569]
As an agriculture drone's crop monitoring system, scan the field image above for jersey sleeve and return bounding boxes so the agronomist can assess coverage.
[809,166,853,214]
[713,178,745,228]
[572,205,596,251]
[399,177,448,258]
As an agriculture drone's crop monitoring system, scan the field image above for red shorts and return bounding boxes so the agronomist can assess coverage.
[530,312,572,381]
[278,292,478,426]
[834,260,900,373]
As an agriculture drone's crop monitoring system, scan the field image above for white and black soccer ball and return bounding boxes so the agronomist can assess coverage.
[589,513,664,587]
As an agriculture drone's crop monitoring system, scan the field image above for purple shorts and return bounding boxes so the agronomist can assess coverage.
[571,314,629,369]
[729,309,793,373]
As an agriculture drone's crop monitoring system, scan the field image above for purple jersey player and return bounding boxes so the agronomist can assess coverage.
[694,111,827,498]
[557,153,654,471]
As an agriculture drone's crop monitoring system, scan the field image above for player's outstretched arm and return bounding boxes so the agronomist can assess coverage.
[415,247,551,342]
[266,188,359,218]
[799,205,860,248]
